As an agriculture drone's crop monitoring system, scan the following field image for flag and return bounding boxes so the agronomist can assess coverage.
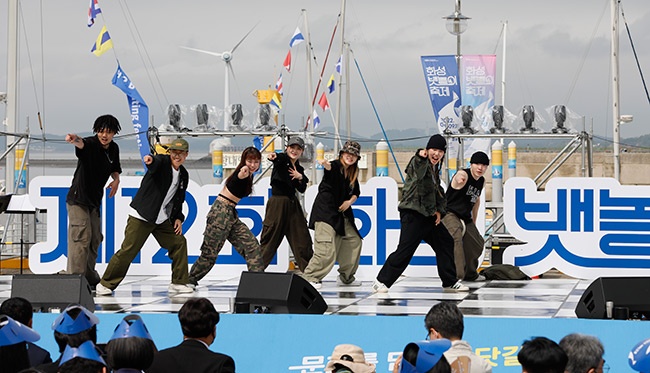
[283,50,291,72]
[275,73,283,96]
[87,0,101,27]
[327,74,335,94]
[91,25,113,56]
[318,92,330,111]
[336,56,342,74]
[270,91,282,109]
[312,109,321,129]
[289,27,305,48]
[112,65,150,169]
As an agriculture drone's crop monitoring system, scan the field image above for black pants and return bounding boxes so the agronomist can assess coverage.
[377,209,458,288]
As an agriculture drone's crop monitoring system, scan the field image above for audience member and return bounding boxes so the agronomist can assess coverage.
[37,304,101,373]
[148,298,235,373]
[441,151,489,282]
[393,339,452,373]
[559,333,606,373]
[325,344,376,373]
[0,314,41,373]
[424,302,492,373]
[517,337,567,373]
[1,297,52,366]
[58,340,107,373]
[629,338,650,373]
[260,136,313,271]
[105,315,157,372]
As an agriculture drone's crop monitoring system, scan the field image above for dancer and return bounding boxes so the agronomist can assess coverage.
[441,151,489,282]
[96,138,193,296]
[301,141,363,289]
[260,136,313,271]
[372,134,469,293]
[65,114,122,286]
[189,147,264,286]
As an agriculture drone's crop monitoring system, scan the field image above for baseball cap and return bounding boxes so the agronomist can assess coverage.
[168,138,189,151]
[287,137,305,149]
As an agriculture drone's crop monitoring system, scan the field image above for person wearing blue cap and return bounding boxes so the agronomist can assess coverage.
[0,314,41,373]
[1,296,52,366]
[441,151,489,282]
[393,339,452,373]
[36,304,101,373]
[58,340,107,373]
[629,338,650,373]
[106,315,157,372]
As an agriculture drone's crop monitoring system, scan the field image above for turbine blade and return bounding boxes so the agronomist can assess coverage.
[230,21,261,53]
[180,46,223,58]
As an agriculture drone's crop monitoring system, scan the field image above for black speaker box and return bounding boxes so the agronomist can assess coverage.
[235,271,327,314]
[575,277,650,319]
[11,274,95,312]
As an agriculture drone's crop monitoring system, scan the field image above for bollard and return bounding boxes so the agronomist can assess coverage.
[508,140,517,180]
[211,140,224,184]
[491,140,503,203]
[376,140,388,177]
[316,142,325,183]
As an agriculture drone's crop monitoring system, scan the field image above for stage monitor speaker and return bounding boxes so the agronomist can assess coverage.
[10,274,95,312]
[235,271,327,314]
[575,277,650,319]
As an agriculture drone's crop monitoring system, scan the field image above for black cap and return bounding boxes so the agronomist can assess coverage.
[426,134,446,151]
[287,137,304,149]
[470,151,490,165]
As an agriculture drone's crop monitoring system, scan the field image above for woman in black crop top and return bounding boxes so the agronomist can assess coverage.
[188,147,265,286]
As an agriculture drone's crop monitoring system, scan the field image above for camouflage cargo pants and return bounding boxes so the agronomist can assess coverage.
[188,199,264,284]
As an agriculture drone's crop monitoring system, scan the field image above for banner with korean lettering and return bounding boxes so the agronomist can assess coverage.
[421,55,461,133]
[461,55,496,131]
[112,64,150,168]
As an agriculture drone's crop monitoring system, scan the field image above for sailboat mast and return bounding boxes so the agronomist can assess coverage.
[5,0,18,194]
[345,42,351,138]
[501,21,507,106]
[334,0,346,153]
[611,0,621,181]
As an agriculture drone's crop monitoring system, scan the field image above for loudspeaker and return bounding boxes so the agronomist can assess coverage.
[575,277,650,319]
[11,274,95,312]
[235,272,327,314]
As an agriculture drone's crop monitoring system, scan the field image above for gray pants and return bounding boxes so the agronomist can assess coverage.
[442,212,485,281]
[302,220,362,284]
[66,203,102,286]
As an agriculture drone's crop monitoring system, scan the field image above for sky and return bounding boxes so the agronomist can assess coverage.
[1,0,650,153]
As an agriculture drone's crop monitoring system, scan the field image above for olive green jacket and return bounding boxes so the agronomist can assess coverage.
[398,149,446,217]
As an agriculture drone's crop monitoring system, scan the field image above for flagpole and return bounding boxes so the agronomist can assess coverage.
[334,0,346,153]
[345,42,352,138]
[5,0,18,194]
[302,9,318,184]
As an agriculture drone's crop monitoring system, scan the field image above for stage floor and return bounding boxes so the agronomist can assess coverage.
[0,273,590,318]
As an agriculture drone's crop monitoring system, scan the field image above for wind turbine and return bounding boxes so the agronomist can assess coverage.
[181,23,258,130]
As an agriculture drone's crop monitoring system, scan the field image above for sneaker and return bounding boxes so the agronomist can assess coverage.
[473,274,486,282]
[337,275,362,287]
[371,280,389,293]
[443,280,470,293]
[95,282,113,296]
[309,281,322,290]
[168,283,195,294]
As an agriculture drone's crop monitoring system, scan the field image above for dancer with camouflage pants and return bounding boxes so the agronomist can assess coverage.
[189,147,265,286]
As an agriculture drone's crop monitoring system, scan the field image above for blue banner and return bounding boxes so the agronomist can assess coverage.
[421,55,461,133]
[112,64,150,168]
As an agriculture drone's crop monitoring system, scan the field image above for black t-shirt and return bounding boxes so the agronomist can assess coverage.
[445,167,484,222]
[66,135,122,209]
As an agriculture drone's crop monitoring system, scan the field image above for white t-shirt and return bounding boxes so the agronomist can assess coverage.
[130,166,180,224]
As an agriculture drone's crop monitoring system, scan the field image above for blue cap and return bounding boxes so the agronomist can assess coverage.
[399,339,452,373]
[0,315,40,346]
[109,315,153,341]
[59,340,106,367]
[630,338,650,372]
[51,304,99,334]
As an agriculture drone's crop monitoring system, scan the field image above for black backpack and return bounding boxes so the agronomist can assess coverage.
[481,264,531,280]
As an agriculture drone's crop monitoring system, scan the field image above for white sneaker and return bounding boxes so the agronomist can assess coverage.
[337,275,362,287]
[168,283,195,294]
[443,280,470,293]
[471,274,487,282]
[95,282,113,296]
[309,281,322,290]
[371,280,389,293]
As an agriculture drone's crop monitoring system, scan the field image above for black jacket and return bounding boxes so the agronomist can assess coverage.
[147,339,235,373]
[131,155,188,224]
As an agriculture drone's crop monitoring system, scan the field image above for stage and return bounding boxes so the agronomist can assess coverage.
[3,273,650,372]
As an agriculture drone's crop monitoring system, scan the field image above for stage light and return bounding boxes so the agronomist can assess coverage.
[520,105,537,133]
[196,103,209,128]
[458,105,477,134]
[551,105,569,134]
[490,105,506,134]
[230,103,244,129]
